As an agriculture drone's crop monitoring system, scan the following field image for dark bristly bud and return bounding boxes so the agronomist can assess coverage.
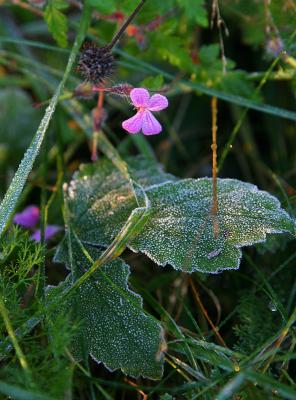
[77,42,114,84]
[77,1,147,85]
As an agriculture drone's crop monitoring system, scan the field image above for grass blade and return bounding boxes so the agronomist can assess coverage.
[0,380,54,400]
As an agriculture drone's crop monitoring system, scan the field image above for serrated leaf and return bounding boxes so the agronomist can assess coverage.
[177,0,208,27]
[198,44,220,65]
[87,0,116,14]
[64,156,295,273]
[44,0,68,48]
[50,239,165,379]
[218,71,261,100]
[155,35,193,69]
[140,75,164,90]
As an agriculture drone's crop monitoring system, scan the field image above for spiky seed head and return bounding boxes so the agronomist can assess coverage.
[77,42,114,84]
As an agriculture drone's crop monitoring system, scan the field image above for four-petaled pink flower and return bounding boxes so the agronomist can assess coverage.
[122,88,168,135]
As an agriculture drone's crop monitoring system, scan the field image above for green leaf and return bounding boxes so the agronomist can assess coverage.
[64,156,295,273]
[44,0,69,48]
[0,88,41,166]
[140,75,164,90]
[0,380,54,400]
[198,44,220,65]
[177,0,208,27]
[0,4,91,238]
[154,35,193,69]
[159,395,174,400]
[87,0,116,14]
[50,239,165,379]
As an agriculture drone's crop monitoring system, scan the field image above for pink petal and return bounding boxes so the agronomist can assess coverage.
[142,111,162,135]
[30,225,61,242]
[130,88,150,107]
[122,111,144,134]
[147,94,168,111]
[13,205,40,228]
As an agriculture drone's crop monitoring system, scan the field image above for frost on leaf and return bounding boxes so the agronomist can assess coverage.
[49,239,165,379]
[65,156,295,273]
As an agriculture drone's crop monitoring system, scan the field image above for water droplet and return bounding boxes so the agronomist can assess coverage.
[233,364,240,372]
[268,301,277,312]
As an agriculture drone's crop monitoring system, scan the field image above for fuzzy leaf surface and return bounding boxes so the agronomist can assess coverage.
[50,239,165,379]
[65,157,295,273]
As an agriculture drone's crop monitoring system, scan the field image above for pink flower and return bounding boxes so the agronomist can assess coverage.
[30,225,61,242]
[13,205,40,228]
[122,88,168,135]
[14,205,61,242]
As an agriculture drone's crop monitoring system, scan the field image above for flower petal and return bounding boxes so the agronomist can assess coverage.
[13,205,40,228]
[30,225,61,242]
[130,88,150,107]
[142,111,162,135]
[122,112,144,134]
[147,94,168,111]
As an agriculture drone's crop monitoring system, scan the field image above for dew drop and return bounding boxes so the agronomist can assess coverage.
[268,301,277,312]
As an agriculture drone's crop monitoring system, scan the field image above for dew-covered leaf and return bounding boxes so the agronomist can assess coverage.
[65,157,295,273]
[49,239,165,379]
[66,155,177,222]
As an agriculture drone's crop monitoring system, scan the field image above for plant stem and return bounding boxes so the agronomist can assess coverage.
[108,0,147,49]
[0,298,33,385]
[211,97,219,239]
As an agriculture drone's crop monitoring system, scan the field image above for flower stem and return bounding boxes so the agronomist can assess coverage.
[211,97,219,239]
[108,0,147,49]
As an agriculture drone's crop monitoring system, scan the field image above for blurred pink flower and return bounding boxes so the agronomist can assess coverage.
[13,205,40,228]
[122,88,168,135]
[30,225,61,242]
[14,205,61,242]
